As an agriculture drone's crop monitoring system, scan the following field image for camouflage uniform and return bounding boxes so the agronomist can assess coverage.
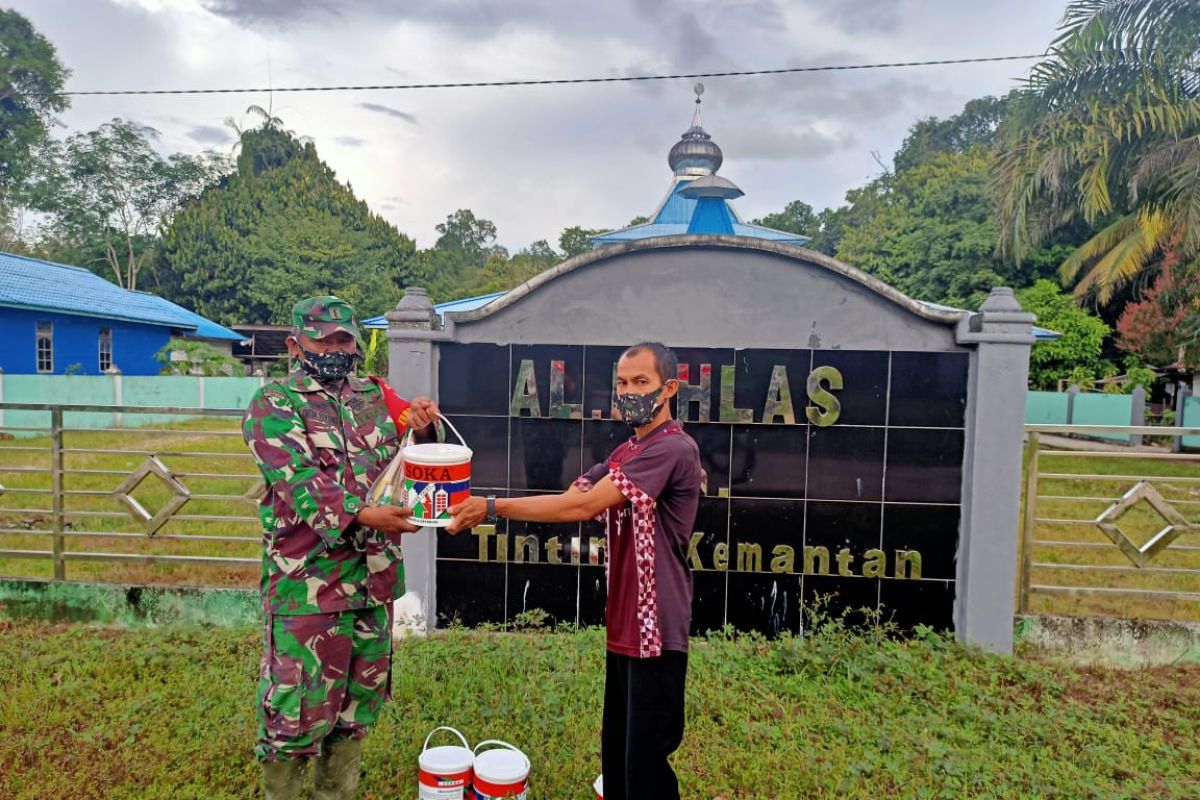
[244,297,408,763]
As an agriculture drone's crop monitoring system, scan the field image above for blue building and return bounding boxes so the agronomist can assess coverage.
[0,251,245,376]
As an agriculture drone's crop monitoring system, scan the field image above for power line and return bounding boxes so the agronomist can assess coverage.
[59,53,1045,97]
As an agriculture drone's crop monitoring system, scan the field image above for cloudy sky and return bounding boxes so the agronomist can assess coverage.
[14,0,1065,250]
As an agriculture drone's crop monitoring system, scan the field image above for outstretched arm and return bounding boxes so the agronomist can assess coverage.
[446,478,625,533]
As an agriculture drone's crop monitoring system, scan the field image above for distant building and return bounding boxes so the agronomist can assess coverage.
[0,251,244,376]
[231,324,293,374]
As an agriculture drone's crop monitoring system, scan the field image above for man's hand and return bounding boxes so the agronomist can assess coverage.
[446,496,488,534]
[357,505,423,536]
[408,397,440,432]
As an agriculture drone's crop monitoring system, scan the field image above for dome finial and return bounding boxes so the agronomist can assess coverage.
[668,84,722,176]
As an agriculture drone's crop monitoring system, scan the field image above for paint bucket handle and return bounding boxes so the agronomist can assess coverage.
[423,726,470,752]
[473,739,530,766]
[401,413,468,450]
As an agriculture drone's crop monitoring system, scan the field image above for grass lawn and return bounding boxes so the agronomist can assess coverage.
[2,620,1198,799]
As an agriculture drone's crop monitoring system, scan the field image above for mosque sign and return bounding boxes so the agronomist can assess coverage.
[431,339,968,637]
[389,92,1033,651]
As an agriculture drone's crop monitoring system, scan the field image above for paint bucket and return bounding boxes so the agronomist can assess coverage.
[418,726,474,800]
[593,774,603,799]
[470,740,530,800]
[400,415,472,527]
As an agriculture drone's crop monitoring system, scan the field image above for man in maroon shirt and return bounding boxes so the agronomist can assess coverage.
[448,342,702,800]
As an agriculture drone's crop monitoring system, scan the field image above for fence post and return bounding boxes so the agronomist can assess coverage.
[1176,386,1192,454]
[51,406,64,581]
[1019,431,1039,614]
[1066,384,1079,425]
[0,367,5,431]
[1129,386,1146,447]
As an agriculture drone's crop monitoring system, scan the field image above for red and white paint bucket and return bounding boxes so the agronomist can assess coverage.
[470,740,530,799]
[593,774,603,799]
[418,726,474,800]
[401,416,472,527]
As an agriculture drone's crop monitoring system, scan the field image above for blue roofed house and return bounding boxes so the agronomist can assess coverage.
[0,251,245,376]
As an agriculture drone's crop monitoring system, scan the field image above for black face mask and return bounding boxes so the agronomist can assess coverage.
[616,386,666,428]
[298,347,358,383]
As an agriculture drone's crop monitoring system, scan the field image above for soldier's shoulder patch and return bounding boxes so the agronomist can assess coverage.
[257,384,293,406]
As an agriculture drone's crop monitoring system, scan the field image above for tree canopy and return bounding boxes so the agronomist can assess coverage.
[157,118,417,325]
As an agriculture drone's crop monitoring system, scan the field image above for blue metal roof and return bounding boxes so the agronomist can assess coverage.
[0,250,242,340]
[591,177,808,246]
[135,293,247,342]
[362,291,507,329]
[0,251,194,329]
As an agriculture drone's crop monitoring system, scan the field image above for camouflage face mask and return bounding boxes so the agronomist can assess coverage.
[298,346,359,383]
[616,386,665,427]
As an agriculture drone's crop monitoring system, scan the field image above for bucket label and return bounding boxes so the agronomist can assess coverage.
[403,456,472,523]
[418,767,472,800]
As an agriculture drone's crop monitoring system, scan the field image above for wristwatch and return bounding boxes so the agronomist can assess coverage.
[486,495,498,523]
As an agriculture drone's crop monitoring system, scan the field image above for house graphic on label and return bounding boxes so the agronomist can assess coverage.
[407,483,438,516]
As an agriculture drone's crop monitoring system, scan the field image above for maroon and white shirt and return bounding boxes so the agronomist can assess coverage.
[575,420,702,658]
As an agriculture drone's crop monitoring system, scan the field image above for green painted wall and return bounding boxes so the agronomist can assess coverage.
[1024,391,1070,425]
[1071,393,1133,442]
[1183,396,1200,449]
[0,376,265,436]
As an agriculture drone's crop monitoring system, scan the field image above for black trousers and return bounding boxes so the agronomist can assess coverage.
[602,650,688,800]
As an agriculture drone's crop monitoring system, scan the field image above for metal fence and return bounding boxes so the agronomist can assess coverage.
[1020,424,1200,619]
[0,402,262,584]
[5,404,1200,622]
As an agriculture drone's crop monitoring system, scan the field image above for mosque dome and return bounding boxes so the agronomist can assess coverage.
[667,83,723,176]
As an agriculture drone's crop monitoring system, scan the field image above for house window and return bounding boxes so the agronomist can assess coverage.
[36,321,53,373]
[99,328,113,373]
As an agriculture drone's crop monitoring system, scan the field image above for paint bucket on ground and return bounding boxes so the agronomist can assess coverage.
[418,726,474,800]
[400,415,472,527]
[470,740,530,799]
[593,774,603,799]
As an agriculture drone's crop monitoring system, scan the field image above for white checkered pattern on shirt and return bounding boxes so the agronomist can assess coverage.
[608,466,661,658]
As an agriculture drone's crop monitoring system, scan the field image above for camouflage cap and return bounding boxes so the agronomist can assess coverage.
[292,296,361,340]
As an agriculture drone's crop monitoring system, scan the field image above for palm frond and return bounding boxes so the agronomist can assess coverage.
[1130,136,1200,200]
[1069,207,1171,301]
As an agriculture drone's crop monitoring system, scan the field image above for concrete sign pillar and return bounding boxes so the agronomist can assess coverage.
[386,287,446,630]
[954,288,1035,653]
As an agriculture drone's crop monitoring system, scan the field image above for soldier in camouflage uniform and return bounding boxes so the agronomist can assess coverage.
[243,296,440,800]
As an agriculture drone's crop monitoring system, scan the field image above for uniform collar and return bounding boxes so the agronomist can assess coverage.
[284,371,372,395]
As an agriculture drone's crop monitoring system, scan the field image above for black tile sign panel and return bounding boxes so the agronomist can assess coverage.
[435,343,968,635]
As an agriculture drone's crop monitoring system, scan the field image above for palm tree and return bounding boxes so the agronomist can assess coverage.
[995,0,1200,303]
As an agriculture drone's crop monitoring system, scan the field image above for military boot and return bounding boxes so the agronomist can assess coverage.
[313,737,364,800]
[262,757,307,800]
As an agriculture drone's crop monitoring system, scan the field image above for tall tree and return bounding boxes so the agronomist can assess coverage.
[558,225,606,258]
[751,200,818,237]
[157,119,417,324]
[30,119,225,290]
[995,0,1200,303]
[434,208,498,264]
[0,10,69,241]
[894,95,1010,173]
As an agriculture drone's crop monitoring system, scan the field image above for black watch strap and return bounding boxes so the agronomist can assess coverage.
[486,495,498,522]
